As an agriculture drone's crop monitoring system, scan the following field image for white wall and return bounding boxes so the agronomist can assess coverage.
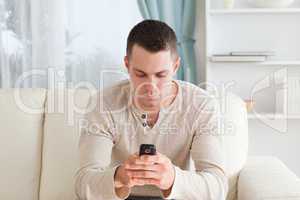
[249,119,300,176]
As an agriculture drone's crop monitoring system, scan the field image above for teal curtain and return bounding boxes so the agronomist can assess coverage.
[137,0,197,83]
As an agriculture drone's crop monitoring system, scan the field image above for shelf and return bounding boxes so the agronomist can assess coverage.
[248,113,300,119]
[209,58,300,66]
[248,113,286,119]
[210,8,300,15]
[260,60,300,66]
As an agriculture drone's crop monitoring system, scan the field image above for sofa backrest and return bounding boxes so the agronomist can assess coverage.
[0,88,46,200]
[220,93,249,200]
[38,89,248,200]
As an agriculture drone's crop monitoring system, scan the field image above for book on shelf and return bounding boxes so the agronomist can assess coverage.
[210,55,267,62]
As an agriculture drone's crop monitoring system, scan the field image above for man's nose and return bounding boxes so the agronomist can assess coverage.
[147,75,157,84]
[144,77,158,95]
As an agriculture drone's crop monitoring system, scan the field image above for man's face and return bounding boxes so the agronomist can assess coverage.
[124,44,180,112]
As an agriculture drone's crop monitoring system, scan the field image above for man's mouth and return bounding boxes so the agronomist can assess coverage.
[145,96,159,101]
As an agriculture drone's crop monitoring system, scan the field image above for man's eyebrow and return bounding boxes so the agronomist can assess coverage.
[134,68,146,73]
[156,70,168,74]
[133,68,168,74]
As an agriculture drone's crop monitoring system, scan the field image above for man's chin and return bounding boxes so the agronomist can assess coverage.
[138,102,160,112]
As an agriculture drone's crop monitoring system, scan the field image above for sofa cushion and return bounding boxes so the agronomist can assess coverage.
[0,88,46,200]
[39,89,94,200]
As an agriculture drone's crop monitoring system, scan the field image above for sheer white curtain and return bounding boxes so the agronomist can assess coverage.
[0,0,65,88]
[0,0,31,88]
[0,0,141,89]
[65,0,141,88]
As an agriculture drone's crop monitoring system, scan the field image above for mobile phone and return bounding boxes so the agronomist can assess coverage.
[139,144,156,156]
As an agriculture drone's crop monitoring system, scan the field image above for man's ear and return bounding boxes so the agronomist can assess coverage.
[173,56,181,74]
[124,56,130,71]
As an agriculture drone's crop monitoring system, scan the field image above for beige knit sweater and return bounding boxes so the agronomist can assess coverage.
[75,79,228,200]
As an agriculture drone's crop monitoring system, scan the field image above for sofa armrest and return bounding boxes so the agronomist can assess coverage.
[238,156,300,200]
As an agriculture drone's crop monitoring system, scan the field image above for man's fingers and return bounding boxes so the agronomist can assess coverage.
[129,156,155,165]
[130,177,160,186]
[128,178,145,187]
[124,163,161,171]
[126,152,140,165]
[130,152,139,160]
[139,153,165,164]
[127,170,161,179]
[126,152,166,168]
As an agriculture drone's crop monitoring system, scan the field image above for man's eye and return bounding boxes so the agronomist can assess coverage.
[156,74,167,78]
[136,73,146,77]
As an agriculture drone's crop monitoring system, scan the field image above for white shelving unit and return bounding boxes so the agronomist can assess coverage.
[198,0,300,120]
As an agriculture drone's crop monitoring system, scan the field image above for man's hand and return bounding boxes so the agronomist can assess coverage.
[114,152,148,188]
[114,151,175,195]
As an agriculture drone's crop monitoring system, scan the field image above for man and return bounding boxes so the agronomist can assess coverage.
[75,20,228,200]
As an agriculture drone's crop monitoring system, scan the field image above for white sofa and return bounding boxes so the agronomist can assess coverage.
[0,88,300,200]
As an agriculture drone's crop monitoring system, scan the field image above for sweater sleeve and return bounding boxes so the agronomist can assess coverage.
[162,98,228,200]
[74,93,130,200]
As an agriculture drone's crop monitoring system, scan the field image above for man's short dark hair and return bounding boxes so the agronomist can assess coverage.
[126,19,178,58]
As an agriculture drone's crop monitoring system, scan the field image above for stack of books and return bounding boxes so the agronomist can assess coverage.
[210,51,275,62]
